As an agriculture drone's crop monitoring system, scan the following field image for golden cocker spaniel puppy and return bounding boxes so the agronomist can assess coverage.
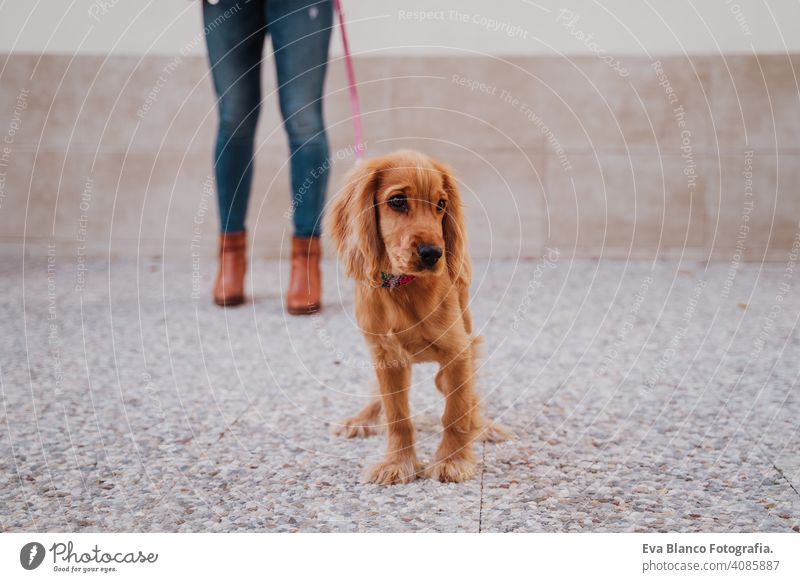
[326,150,509,484]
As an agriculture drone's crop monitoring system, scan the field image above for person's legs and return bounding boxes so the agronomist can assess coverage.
[267,0,332,315]
[204,0,266,305]
[204,0,266,234]
[268,0,333,238]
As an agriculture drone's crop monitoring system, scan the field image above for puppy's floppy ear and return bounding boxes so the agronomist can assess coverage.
[325,158,384,284]
[434,161,471,290]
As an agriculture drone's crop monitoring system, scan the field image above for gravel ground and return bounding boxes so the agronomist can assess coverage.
[1,255,799,532]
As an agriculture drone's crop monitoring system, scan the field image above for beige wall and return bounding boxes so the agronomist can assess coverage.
[1,2,799,261]
[1,52,799,261]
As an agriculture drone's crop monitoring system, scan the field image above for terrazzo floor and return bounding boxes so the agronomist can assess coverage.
[1,256,799,532]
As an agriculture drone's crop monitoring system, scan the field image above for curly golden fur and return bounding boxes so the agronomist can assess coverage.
[326,150,510,484]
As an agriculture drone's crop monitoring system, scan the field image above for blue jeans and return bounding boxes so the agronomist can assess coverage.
[203,0,332,236]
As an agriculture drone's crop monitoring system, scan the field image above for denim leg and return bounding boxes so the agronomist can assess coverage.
[204,0,266,233]
[268,0,333,238]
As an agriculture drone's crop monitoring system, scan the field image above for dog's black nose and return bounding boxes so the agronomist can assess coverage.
[417,244,443,267]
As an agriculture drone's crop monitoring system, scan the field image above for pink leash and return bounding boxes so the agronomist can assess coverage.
[333,0,365,160]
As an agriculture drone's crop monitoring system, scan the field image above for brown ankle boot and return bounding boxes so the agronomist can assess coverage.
[286,236,321,315]
[213,231,247,307]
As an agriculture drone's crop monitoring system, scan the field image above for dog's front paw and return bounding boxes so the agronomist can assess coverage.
[426,455,477,483]
[364,457,419,485]
[334,416,382,439]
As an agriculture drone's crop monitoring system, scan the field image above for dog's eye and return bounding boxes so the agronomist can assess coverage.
[387,194,408,212]
[437,199,446,213]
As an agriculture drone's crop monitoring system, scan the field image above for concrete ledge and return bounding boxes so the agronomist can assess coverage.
[1,53,799,260]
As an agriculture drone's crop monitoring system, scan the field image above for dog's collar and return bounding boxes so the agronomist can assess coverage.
[375,272,416,289]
